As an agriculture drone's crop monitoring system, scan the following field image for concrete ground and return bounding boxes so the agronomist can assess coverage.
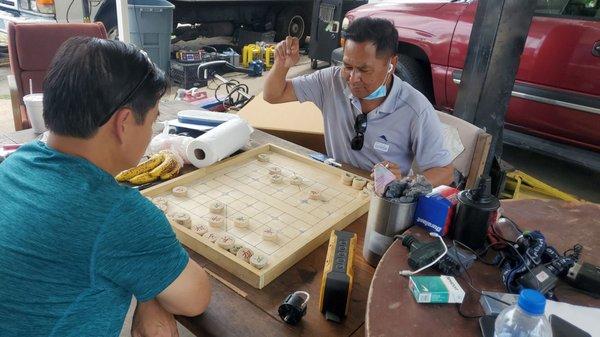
[503,145,599,202]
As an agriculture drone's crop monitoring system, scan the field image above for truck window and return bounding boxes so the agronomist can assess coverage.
[563,0,599,17]
[535,0,600,18]
[535,0,570,15]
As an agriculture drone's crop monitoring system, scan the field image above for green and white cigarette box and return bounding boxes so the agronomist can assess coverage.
[408,275,465,304]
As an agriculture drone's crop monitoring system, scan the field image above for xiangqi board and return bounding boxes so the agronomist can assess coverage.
[142,144,371,289]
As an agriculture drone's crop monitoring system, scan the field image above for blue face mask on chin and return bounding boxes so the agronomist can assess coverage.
[363,62,394,101]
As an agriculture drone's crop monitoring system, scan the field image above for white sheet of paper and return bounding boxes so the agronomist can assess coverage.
[441,124,465,161]
[545,300,600,336]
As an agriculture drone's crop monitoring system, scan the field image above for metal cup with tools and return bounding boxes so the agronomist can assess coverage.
[363,172,433,266]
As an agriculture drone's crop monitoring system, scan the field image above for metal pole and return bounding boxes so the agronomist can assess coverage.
[116,0,131,43]
[453,0,537,176]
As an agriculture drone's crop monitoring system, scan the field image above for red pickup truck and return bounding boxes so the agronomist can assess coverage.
[332,0,599,168]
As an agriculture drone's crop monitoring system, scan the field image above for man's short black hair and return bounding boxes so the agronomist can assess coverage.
[345,17,398,58]
[43,37,169,138]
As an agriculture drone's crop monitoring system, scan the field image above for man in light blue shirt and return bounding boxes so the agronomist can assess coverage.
[0,37,210,336]
[264,17,453,186]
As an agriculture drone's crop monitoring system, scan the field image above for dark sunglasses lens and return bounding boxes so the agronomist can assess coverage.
[355,115,367,133]
[351,134,364,150]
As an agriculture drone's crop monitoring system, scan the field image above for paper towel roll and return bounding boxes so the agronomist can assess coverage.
[186,118,253,168]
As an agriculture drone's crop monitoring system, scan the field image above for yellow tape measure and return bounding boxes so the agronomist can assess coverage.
[319,230,357,322]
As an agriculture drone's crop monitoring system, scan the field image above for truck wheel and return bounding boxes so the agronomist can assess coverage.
[395,54,434,103]
[311,59,318,69]
[276,6,308,45]
[106,26,119,40]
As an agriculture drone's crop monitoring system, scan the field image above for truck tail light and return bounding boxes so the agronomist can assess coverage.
[35,0,54,14]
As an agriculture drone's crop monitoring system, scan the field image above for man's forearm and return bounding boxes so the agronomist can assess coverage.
[263,63,290,103]
[422,165,454,187]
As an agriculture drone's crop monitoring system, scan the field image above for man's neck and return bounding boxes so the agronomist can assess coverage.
[46,133,121,176]
[358,76,394,114]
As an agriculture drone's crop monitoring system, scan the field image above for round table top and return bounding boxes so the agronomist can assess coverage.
[365,199,600,337]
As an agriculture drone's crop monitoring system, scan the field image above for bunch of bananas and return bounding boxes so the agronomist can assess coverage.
[115,150,182,185]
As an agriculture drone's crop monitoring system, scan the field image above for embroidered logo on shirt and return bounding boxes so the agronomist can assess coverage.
[374,141,390,153]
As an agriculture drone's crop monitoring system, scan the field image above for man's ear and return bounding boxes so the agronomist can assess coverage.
[391,55,398,70]
[113,108,134,144]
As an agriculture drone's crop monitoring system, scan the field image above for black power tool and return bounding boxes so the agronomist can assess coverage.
[401,235,476,276]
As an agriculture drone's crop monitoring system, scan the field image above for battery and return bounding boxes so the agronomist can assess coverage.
[170,60,208,89]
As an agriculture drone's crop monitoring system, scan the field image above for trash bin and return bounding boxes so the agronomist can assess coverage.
[128,0,174,73]
[309,0,343,68]
[363,195,417,266]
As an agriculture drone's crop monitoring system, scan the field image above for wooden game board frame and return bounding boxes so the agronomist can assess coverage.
[142,144,370,289]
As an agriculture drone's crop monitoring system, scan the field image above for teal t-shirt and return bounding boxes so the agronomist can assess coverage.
[0,141,189,337]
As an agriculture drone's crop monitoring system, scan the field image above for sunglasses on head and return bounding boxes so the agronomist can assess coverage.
[97,50,153,127]
[351,113,367,151]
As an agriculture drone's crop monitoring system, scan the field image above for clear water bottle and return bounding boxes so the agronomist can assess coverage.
[494,289,552,337]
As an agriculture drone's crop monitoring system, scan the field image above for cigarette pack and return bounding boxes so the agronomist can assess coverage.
[408,275,465,304]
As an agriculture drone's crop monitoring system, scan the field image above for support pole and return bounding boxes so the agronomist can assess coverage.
[453,0,536,176]
[116,0,131,43]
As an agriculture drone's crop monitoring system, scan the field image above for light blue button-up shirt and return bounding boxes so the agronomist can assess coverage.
[291,66,452,174]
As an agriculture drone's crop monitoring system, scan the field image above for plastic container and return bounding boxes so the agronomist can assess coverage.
[128,0,175,72]
[494,289,552,337]
[23,93,46,134]
[363,195,416,266]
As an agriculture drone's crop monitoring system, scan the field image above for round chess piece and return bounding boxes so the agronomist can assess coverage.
[250,254,268,269]
[290,176,303,186]
[352,177,367,190]
[269,166,282,175]
[262,227,278,242]
[258,154,270,162]
[171,212,192,229]
[341,172,354,186]
[234,216,249,228]
[308,190,321,201]
[237,247,254,263]
[208,214,225,228]
[271,174,283,184]
[209,201,225,214]
[217,234,236,250]
[172,186,188,197]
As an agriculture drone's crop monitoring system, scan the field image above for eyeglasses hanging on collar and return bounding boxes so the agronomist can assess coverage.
[351,113,368,151]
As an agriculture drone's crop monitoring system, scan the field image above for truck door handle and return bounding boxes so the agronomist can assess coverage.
[452,70,462,85]
[593,41,600,57]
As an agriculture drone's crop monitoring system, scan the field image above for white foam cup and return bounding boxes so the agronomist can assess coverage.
[23,93,46,134]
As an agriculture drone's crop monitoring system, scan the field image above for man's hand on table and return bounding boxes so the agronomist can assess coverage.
[132,299,179,337]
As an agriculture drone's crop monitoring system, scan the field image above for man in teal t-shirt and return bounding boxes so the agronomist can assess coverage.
[0,37,210,337]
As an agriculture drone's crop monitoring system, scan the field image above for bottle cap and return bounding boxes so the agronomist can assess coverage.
[517,289,546,315]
